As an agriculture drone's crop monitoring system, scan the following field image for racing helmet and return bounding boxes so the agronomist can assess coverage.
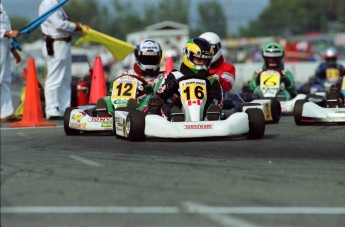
[199,32,222,63]
[182,37,214,76]
[134,39,162,75]
[262,41,284,68]
[323,47,338,64]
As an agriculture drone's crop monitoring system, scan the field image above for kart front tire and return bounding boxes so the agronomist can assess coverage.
[268,97,281,123]
[293,100,306,125]
[64,107,80,136]
[245,108,265,140]
[126,110,146,141]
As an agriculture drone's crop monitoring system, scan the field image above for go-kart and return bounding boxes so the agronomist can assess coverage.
[113,77,266,141]
[249,69,306,123]
[64,73,150,135]
[294,84,345,125]
[298,67,343,98]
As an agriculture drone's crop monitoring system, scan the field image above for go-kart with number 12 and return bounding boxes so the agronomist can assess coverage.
[64,74,149,135]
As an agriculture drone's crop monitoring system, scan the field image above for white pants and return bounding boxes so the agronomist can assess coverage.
[0,38,15,118]
[43,40,72,116]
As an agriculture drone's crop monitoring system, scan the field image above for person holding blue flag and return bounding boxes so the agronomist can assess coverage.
[39,0,89,119]
[0,3,21,123]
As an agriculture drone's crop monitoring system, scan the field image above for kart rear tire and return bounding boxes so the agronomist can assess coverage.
[126,110,146,141]
[96,98,111,117]
[245,108,265,140]
[293,99,306,125]
[64,107,80,136]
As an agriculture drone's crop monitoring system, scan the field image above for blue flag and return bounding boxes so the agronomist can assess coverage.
[11,0,70,50]
[20,0,70,35]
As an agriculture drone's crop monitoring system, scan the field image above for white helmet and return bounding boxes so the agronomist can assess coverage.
[199,32,222,63]
[134,39,162,75]
[323,47,338,61]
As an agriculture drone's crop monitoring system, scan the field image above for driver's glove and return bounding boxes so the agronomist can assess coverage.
[143,84,154,94]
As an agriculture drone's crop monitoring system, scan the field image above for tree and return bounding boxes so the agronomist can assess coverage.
[105,0,144,39]
[64,0,103,29]
[192,0,227,38]
[9,16,42,43]
[157,0,190,24]
[239,0,345,37]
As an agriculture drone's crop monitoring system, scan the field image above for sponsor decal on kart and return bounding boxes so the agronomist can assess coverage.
[101,122,112,128]
[187,99,201,106]
[326,68,340,82]
[91,117,112,122]
[82,123,87,128]
[72,113,83,122]
[261,72,280,87]
[184,124,213,129]
[263,102,273,121]
[113,99,128,105]
[70,123,82,128]
[114,117,123,124]
[122,119,127,136]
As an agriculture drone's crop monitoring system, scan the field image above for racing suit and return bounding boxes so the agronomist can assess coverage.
[208,55,236,99]
[314,61,344,93]
[108,63,164,113]
[157,63,223,120]
[249,63,296,98]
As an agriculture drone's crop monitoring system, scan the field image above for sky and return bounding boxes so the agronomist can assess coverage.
[1,0,269,35]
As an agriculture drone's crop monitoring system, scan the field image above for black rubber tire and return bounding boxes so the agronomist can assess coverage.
[64,107,80,136]
[293,99,306,125]
[126,110,146,141]
[245,108,265,140]
[268,97,281,123]
[96,98,110,117]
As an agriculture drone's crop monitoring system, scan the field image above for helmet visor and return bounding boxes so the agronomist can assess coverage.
[137,52,161,66]
[189,52,212,67]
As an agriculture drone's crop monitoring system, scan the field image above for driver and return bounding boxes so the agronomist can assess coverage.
[248,41,296,98]
[314,47,344,91]
[156,37,223,121]
[107,39,164,113]
[199,32,236,100]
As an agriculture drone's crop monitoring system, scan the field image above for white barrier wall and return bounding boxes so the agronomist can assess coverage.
[233,61,345,89]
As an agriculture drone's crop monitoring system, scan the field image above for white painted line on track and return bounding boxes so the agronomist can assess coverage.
[15,132,29,138]
[2,206,345,214]
[183,201,259,227]
[69,155,103,167]
[1,125,63,130]
[1,206,179,213]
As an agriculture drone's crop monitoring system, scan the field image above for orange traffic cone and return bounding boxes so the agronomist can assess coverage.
[164,55,174,76]
[9,58,56,128]
[88,56,107,104]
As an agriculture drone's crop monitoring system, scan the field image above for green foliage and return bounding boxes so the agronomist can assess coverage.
[157,0,190,24]
[10,16,41,43]
[239,0,344,37]
[197,0,227,38]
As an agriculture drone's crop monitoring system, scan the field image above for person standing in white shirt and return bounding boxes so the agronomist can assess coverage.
[0,3,21,123]
[39,0,87,119]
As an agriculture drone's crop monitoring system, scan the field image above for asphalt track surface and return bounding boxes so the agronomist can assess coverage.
[1,114,345,227]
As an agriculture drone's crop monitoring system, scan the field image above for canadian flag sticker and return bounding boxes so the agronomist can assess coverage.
[187,100,201,106]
